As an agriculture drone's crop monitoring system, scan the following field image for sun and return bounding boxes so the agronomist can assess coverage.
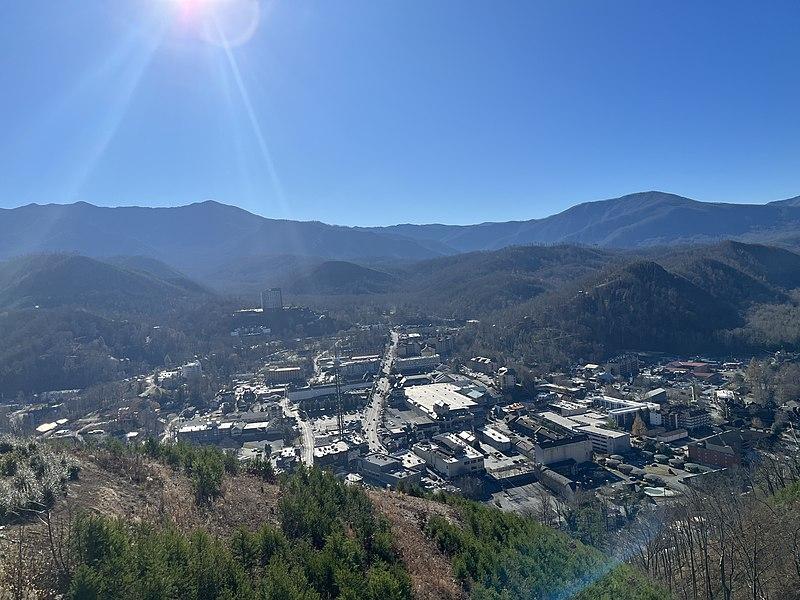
[161,0,262,47]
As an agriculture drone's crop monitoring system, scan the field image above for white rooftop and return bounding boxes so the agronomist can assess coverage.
[404,383,477,418]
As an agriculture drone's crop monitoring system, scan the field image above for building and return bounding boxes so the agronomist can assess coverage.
[339,356,381,379]
[688,429,769,468]
[536,466,577,500]
[549,400,588,417]
[469,356,495,374]
[643,388,668,404]
[403,383,479,431]
[605,354,640,379]
[181,360,203,381]
[495,367,516,391]
[591,395,661,428]
[678,408,711,430]
[313,440,351,467]
[509,416,593,465]
[265,366,304,385]
[394,354,441,374]
[353,453,423,489]
[662,406,711,431]
[479,426,512,451]
[261,288,283,311]
[576,425,631,454]
[177,413,285,446]
[412,433,485,479]
[656,429,688,443]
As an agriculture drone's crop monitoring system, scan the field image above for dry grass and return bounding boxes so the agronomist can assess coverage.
[369,490,466,600]
[0,451,461,599]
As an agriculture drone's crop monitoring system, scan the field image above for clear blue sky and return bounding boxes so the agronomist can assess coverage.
[1,0,799,226]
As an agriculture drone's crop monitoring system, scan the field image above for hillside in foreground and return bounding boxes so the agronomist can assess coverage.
[0,440,664,600]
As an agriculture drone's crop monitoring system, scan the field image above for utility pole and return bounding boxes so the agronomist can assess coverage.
[334,344,345,439]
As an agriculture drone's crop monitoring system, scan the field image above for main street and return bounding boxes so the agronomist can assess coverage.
[364,329,398,453]
[281,396,315,465]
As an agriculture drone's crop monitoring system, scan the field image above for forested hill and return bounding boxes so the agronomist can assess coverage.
[0,253,210,312]
[0,441,666,599]
[458,241,800,365]
[287,260,398,295]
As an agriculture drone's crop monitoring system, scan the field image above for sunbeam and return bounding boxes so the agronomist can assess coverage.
[211,13,289,218]
[61,24,168,202]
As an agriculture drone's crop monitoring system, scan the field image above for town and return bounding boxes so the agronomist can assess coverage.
[5,286,796,526]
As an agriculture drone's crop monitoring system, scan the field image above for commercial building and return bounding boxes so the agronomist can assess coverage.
[537,466,577,500]
[395,354,441,374]
[412,433,485,479]
[176,413,285,446]
[537,411,631,455]
[181,360,203,381]
[662,406,711,431]
[495,367,516,391]
[643,388,668,404]
[509,415,593,465]
[688,429,768,468]
[479,426,512,451]
[590,395,661,428]
[575,425,630,454]
[339,356,381,379]
[265,367,304,385]
[261,288,283,311]
[469,356,495,374]
[402,383,479,431]
[353,453,423,489]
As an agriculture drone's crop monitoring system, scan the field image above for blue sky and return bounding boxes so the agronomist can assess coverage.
[1,1,799,226]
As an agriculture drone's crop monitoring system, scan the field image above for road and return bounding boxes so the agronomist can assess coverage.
[281,396,315,465]
[364,329,398,453]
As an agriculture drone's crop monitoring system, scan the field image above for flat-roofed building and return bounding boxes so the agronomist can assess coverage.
[354,453,423,489]
[339,356,381,379]
[643,388,668,404]
[479,426,512,451]
[509,415,593,465]
[412,433,484,479]
[403,383,479,431]
[395,354,441,374]
[265,366,304,384]
[574,424,630,454]
[261,288,283,311]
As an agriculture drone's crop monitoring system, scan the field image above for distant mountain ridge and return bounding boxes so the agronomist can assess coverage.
[374,191,800,250]
[0,254,209,311]
[3,192,800,279]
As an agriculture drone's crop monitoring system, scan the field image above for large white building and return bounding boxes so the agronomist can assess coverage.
[402,383,479,431]
[509,415,593,465]
[538,410,631,455]
[260,288,283,311]
[395,354,441,373]
[574,425,630,455]
[265,366,304,384]
[180,360,202,381]
[412,433,484,479]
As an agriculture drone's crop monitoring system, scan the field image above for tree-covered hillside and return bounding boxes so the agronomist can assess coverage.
[0,443,665,600]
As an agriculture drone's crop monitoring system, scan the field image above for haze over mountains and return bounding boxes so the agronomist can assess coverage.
[4,191,800,283]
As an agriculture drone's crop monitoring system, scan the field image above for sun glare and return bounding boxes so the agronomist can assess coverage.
[163,0,261,47]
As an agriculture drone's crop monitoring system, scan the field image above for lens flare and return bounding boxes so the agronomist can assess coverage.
[166,0,261,47]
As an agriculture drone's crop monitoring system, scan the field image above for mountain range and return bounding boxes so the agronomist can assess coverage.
[3,191,800,285]
[0,254,209,312]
